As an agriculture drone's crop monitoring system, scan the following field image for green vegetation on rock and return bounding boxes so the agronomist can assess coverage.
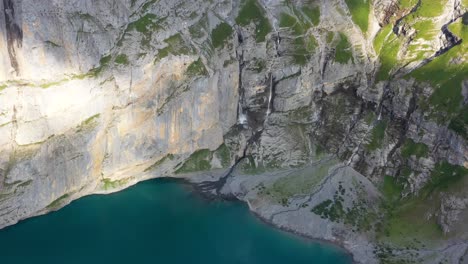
[417,0,448,17]
[334,33,353,64]
[400,139,429,158]
[236,0,272,42]
[123,14,165,48]
[175,144,231,174]
[279,12,317,65]
[378,161,467,248]
[115,54,129,65]
[373,24,392,54]
[422,161,468,196]
[175,149,212,174]
[409,17,467,123]
[301,6,320,26]
[102,178,129,190]
[77,114,100,132]
[366,120,387,151]
[211,22,233,48]
[214,144,231,168]
[155,34,193,61]
[382,175,404,202]
[186,58,208,77]
[47,193,70,209]
[376,32,401,81]
[344,0,370,33]
[312,181,377,231]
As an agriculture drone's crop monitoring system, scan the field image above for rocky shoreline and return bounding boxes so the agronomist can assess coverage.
[181,160,379,264]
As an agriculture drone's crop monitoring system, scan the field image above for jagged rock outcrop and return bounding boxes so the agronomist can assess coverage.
[0,0,467,263]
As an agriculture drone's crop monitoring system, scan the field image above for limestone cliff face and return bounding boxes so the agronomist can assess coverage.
[0,0,467,263]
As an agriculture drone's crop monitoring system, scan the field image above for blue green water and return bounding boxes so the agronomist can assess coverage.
[0,179,351,264]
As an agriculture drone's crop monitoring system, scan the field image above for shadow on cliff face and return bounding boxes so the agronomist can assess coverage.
[2,0,23,76]
[0,0,133,81]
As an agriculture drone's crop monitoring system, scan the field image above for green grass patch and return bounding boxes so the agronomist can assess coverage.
[409,18,467,121]
[89,54,112,77]
[334,32,353,63]
[115,54,129,65]
[211,22,233,48]
[380,197,444,246]
[373,24,392,54]
[214,144,231,168]
[366,120,387,151]
[47,193,70,209]
[379,161,467,246]
[279,12,317,65]
[301,6,320,26]
[376,34,401,81]
[412,20,437,40]
[262,158,337,205]
[102,178,129,190]
[175,149,212,174]
[235,0,272,42]
[398,0,419,9]
[155,34,193,61]
[128,14,159,33]
[383,175,404,202]
[125,14,164,48]
[326,31,335,43]
[77,114,100,132]
[312,182,377,231]
[421,161,468,196]
[344,0,370,33]
[186,58,208,77]
[400,139,429,158]
[416,0,447,17]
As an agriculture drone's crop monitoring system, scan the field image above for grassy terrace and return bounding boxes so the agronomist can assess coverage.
[235,0,272,42]
[409,16,467,127]
[344,0,370,33]
[378,162,468,247]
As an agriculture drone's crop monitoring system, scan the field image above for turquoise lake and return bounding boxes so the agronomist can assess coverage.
[0,179,352,264]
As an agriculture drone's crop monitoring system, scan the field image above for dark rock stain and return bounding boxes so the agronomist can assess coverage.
[3,0,23,75]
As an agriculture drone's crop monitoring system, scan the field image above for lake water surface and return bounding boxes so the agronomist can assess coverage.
[0,179,352,264]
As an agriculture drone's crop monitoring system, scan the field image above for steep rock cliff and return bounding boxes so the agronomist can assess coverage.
[0,0,467,263]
